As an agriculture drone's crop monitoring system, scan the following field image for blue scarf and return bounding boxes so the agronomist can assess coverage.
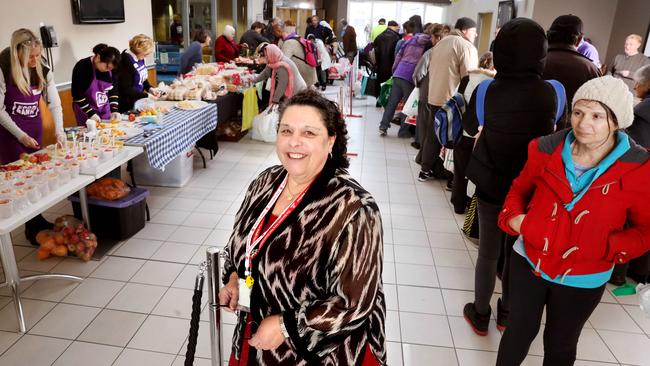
[562,130,630,211]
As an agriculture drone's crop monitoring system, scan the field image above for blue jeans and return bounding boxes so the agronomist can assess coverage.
[379,77,414,130]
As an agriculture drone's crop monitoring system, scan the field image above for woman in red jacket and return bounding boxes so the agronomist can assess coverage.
[496,75,650,366]
[215,25,247,62]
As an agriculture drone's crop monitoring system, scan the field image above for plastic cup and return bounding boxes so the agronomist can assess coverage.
[0,199,13,219]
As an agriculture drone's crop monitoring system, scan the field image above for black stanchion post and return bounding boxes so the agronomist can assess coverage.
[206,247,222,366]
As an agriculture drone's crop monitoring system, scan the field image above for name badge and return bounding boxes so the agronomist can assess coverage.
[238,278,251,312]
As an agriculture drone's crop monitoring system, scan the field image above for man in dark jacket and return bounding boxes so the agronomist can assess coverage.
[305,16,327,42]
[542,14,601,129]
[611,64,650,285]
[373,21,401,84]
[340,19,357,62]
[462,18,561,336]
[239,22,269,52]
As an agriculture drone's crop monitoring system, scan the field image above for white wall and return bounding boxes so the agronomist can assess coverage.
[0,0,153,85]
[532,0,617,64]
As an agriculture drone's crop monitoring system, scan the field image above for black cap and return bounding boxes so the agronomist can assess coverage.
[455,17,477,31]
[549,14,583,35]
[387,21,399,27]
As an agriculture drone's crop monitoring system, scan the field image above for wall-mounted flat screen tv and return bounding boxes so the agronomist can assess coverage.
[72,0,125,24]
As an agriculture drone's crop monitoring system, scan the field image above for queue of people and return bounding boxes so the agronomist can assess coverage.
[1,11,649,366]
[362,11,650,366]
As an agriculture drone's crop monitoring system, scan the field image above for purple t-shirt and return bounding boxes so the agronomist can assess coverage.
[577,41,601,68]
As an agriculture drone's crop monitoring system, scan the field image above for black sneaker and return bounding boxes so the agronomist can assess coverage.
[496,298,509,332]
[379,128,387,137]
[410,141,421,150]
[445,179,453,191]
[432,168,453,181]
[390,116,401,125]
[418,170,435,182]
[463,302,491,336]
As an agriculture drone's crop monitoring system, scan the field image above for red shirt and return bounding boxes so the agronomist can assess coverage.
[215,35,242,62]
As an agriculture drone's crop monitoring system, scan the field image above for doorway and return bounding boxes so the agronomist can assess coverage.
[477,12,493,55]
[276,7,314,36]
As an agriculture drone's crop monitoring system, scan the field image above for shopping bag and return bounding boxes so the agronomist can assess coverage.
[402,87,419,117]
[251,105,279,143]
[377,78,393,107]
[361,73,381,97]
[241,86,258,131]
[462,194,479,240]
[441,147,454,172]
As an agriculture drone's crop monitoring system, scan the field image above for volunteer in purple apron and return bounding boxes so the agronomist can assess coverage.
[0,28,66,244]
[116,34,160,112]
[71,44,122,125]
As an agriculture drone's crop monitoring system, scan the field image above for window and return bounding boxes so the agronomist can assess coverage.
[348,0,446,47]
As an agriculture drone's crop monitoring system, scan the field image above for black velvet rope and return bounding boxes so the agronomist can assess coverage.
[185,281,204,366]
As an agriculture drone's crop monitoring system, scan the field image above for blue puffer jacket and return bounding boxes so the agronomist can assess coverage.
[392,33,432,83]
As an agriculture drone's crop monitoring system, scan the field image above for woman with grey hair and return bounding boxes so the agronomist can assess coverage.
[609,63,650,286]
[628,64,650,146]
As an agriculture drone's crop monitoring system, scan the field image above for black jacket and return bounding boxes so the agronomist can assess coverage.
[463,18,558,204]
[628,96,650,148]
[239,30,269,51]
[542,44,601,128]
[115,51,151,113]
[373,28,401,84]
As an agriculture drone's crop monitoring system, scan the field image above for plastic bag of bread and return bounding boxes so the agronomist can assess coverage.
[86,177,131,201]
[186,87,204,100]
[168,85,188,101]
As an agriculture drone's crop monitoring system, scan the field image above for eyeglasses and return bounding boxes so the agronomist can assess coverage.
[19,38,42,48]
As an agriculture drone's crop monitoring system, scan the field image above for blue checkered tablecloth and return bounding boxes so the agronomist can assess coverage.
[124,104,218,170]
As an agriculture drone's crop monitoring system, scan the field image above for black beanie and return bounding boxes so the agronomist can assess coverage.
[387,21,399,27]
[455,17,477,31]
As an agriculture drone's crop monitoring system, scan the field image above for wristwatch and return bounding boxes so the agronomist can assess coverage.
[279,315,290,338]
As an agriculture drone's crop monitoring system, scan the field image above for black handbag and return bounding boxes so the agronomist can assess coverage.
[362,73,381,98]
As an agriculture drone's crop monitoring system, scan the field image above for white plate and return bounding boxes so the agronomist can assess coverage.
[175,100,209,110]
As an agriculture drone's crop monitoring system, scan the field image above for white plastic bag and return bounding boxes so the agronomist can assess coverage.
[638,283,650,318]
[402,87,419,117]
[251,105,280,143]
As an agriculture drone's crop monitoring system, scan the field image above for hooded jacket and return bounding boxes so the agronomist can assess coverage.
[542,44,601,128]
[392,33,432,83]
[373,28,401,84]
[426,29,478,106]
[499,130,650,279]
[463,18,559,204]
[409,15,424,34]
[628,95,650,147]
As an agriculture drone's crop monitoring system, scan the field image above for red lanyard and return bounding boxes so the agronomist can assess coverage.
[244,176,311,278]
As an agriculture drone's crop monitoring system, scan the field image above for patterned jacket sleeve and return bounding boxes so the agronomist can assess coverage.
[221,171,264,284]
[282,202,383,358]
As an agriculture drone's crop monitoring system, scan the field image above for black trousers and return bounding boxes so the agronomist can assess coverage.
[316,65,327,86]
[497,253,605,366]
[415,104,445,173]
[451,135,475,211]
[474,198,514,315]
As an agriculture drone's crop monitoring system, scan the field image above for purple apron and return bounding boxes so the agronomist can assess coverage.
[128,53,148,93]
[0,79,42,164]
[73,57,113,125]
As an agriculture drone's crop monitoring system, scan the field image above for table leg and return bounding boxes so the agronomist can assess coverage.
[0,234,26,332]
[79,187,91,231]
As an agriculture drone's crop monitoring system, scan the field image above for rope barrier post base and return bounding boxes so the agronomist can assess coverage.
[206,247,223,366]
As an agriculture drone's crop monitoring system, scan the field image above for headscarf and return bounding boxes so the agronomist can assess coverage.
[224,25,236,40]
[264,44,295,102]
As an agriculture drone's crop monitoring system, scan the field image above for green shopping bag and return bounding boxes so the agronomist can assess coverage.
[242,86,258,131]
[377,78,393,107]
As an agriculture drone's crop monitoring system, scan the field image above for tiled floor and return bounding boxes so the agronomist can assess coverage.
[1,91,649,366]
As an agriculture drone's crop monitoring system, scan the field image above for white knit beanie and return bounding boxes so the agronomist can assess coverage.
[572,75,634,129]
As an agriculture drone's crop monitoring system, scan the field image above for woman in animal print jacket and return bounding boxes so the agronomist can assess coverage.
[220,89,387,365]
